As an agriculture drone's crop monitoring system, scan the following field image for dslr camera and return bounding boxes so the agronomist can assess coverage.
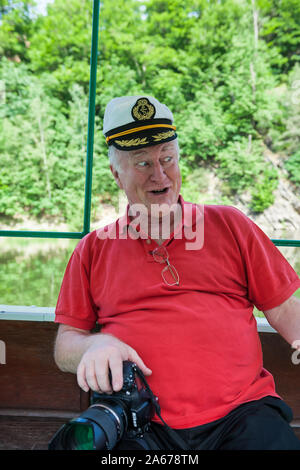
[48,361,156,450]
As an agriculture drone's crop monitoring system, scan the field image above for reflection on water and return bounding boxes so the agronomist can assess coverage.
[0,238,78,307]
[0,235,299,308]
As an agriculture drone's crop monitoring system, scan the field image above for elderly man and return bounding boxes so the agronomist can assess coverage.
[54,95,300,450]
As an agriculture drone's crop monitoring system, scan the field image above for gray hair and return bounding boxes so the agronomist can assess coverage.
[108,145,123,173]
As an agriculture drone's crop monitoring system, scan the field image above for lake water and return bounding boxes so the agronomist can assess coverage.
[0,238,78,307]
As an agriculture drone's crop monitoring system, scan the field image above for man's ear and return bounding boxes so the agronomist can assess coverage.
[110,164,124,190]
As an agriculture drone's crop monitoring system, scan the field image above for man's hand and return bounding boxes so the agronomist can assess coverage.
[76,334,152,393]
[54,325,152,394]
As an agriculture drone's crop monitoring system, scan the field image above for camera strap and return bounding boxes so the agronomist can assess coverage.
[134,365,190,451]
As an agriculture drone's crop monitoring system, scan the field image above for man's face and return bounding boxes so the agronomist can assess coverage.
[110,141,182,215]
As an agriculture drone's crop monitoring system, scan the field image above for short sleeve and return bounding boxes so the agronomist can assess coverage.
[55,247,98,330]
[240,217,300,311]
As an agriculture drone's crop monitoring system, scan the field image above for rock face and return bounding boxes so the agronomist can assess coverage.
[238,177,300,269]
[231,148,300,270]
[241,148,300,240]
[238,178,300,239]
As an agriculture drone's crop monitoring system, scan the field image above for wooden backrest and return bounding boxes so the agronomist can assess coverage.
[0,318,299,448]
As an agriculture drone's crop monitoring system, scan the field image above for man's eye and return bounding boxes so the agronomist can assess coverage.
[136,161,149,167]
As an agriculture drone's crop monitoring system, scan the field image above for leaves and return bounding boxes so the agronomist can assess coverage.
[285,151,300,186]
[0,0,299,227]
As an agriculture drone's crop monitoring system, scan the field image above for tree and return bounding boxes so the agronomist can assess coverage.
[0,0,36,62]
[0,0,298,225]
[258,0,300,75]
[27,0,93,102]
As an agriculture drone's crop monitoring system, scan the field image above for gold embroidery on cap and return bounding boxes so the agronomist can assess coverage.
[115,137,149,147]
[152,130,175,142]
[132,98,156,121]
[106,124,176,143]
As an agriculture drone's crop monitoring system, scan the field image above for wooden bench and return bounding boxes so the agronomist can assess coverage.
[0,307,299,449]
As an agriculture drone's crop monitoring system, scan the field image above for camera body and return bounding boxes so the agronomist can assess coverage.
[48,361,156,450]
[91,360,155,437]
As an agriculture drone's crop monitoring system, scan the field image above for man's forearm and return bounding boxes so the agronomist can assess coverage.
[54,326,99,373]
[264,295,300,347]
[54,325,152,393]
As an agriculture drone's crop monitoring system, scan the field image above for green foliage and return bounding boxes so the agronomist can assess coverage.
[0,0,36,62]
[0,0,298,228]
[180,165,209,204]
[177,88,227,163]
[216,137,279,212]
[270,65,300,156]
[258,0,300,74]
[28,0,93,100]
[284,151,300,186]
[216,138,265,192]
[250,167,278,212]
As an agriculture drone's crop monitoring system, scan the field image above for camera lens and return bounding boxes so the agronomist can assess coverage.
[48,362,155,451]
[65,422,96,450]
[52,399,128,450]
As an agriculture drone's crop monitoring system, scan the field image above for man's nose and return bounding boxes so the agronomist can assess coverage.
[150,162,166,182]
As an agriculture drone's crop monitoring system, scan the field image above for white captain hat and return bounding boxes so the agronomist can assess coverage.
[103,95,177,151]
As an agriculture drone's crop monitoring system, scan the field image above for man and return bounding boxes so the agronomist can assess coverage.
[54,95,300,450]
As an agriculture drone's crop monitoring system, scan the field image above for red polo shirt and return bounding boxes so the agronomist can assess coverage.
[55,197,300,428]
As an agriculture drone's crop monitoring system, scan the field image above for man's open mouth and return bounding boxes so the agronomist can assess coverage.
[149,187,169,194]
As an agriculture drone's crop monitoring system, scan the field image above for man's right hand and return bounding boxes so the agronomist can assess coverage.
[76,333,152,394]
[54,325,152,394]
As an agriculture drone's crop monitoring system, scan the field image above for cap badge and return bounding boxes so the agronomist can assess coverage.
[131,97,156,121]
